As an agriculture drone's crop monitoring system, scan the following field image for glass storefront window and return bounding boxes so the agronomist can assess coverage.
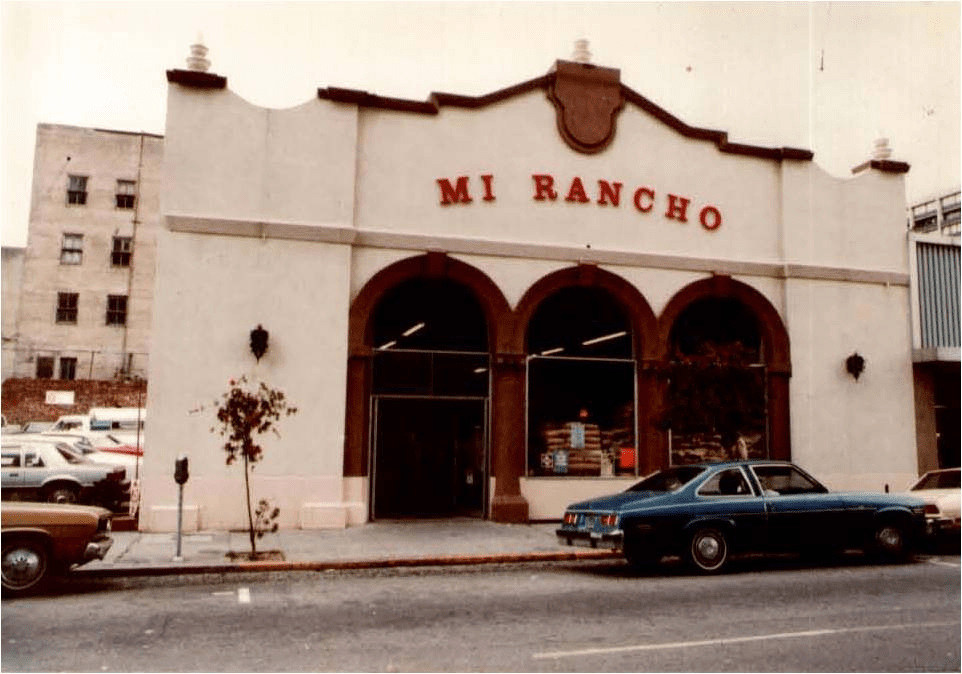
[664,297,768,465]
[527,356,636,477]
[525,287,636,478]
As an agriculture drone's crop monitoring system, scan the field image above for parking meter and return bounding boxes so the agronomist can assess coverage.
[173,455,189,561]
[174,455,189,485]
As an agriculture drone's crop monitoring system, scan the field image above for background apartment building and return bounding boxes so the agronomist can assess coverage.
[907,189,961,473]
[3,124,163,382]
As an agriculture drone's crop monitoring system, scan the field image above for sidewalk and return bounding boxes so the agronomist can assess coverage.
[76,519,619,578]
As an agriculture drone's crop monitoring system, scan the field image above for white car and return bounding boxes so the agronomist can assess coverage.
[908,467,961,539]
[19,433,141,472]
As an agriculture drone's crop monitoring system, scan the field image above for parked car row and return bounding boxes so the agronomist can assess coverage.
[1,437,130,512]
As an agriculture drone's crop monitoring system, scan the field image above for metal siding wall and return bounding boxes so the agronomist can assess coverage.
[917,243,961,348]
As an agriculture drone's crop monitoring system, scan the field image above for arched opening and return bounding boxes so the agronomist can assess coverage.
[662,296,769,464]
[525,286,637,478]
[370,278,490,518]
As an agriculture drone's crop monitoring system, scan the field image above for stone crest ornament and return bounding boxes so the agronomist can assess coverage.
[548,56,625,155]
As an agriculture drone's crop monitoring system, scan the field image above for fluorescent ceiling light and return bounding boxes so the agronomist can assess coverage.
[377,340,397,350]
[540,347,564,356]
[402,322,426,337]
[582,331,627,346]
[473,367,488,374]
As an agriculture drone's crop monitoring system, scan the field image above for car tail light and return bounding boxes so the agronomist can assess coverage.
[600,514,618,527]
[924,504,942,516]
[563,512,578,525]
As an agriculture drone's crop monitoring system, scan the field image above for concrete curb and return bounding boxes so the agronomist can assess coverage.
[74,549,620,579]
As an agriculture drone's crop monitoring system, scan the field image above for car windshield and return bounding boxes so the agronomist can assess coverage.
[912,470,961,490]
[627,466,706,493]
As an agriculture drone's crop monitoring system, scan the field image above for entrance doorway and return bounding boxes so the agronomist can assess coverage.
[372,397,487,518]
[369,277,490,519]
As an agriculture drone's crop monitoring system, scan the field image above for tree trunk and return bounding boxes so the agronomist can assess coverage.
[244,453,256,556]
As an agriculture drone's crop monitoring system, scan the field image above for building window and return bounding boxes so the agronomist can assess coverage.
[67,175,88,205]
[106,294,128,325]
[60,233,83,265]
[116,180,136,209]
[111,236,132,267]
[56,292,79,324]
[59,357,77,380]
[36,357,54,379]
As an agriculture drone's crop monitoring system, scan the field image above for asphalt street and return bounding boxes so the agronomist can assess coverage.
[2,553,959,672]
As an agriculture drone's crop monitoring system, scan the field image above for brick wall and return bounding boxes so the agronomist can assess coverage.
[1,378,147,426]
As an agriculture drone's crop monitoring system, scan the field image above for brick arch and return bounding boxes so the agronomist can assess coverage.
[511,264,658,359]
[348,251,512,355]
[343,253,515,520]
[509,264,664,476]
[658,274,792,460]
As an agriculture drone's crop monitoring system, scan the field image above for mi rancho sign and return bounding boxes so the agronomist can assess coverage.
[436,173,723,231]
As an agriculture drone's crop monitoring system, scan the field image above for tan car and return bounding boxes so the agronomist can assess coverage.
[1,501,113,595]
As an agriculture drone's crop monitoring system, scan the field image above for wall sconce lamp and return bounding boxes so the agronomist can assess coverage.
[250,324,269,361]
[845,352,865,381]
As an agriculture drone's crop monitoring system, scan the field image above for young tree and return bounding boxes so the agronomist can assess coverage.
[211,376,297,557]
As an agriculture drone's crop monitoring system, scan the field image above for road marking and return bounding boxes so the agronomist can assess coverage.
[532,621,960,660]
[237,587,251,604]
[211,591,234,596]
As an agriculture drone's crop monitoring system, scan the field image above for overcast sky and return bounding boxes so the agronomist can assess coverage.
[1,1,959,248]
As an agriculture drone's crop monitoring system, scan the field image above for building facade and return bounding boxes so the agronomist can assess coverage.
[2,246,26,379]
[907,190,960,473]
[141,45,921,532]
[4,124,163,382]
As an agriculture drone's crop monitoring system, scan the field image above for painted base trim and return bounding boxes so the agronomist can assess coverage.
[147,505,200,532]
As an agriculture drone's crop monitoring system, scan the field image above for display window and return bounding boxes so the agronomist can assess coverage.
[662,297,769,465]
[525,287,637,478]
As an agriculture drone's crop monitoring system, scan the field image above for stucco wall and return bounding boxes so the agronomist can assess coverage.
[163,90,357,228]
[141,230,352,530]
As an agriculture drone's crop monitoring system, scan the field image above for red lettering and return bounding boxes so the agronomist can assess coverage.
[633,187,655,212]
[480,174,496,202]
[532,174,557,201]
[565,177,590,203]
[699,205,722,231]
[665,194,690,222]
[597,180,623,207]
[436,176,473,205]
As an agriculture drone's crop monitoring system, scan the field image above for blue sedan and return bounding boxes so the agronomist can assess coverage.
[557,460,928,573]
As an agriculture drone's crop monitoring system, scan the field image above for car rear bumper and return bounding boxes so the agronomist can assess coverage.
[556,528,624,550]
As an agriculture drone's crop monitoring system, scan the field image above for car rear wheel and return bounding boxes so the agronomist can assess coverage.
[45,485,79,505]
[1,538,49,594]
[688,527,729,573]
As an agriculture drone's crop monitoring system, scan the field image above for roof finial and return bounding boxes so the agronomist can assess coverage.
[572,38,592,64]
[872,137,892,161]
[186,33,211,72]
